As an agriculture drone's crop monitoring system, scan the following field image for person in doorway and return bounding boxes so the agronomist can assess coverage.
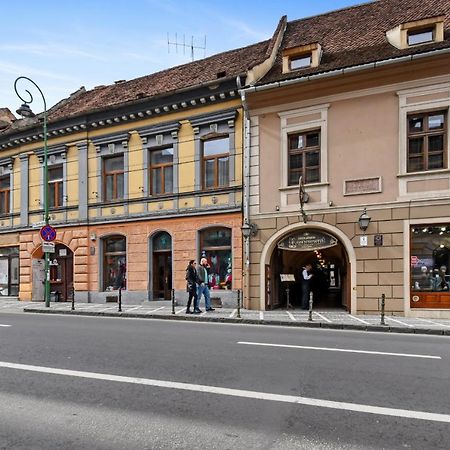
[185,260,200,314]
[301,263,314,310]
[197,257,215,311]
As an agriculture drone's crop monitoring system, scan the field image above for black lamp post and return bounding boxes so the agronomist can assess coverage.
[14,77,50,307]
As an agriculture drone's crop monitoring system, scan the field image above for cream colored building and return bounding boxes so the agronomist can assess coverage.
[241,0,450,317]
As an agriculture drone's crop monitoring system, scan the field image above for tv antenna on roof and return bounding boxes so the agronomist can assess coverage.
[167,33,206,61]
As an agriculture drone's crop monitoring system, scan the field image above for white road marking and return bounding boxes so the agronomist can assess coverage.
[314,312,332,323]
[125,306,143,312]
[286,311,296,321]
[237,341,441,359]
[0,360,449,423]
[259,311,264,320]
[176,308,186,315]
[349,315,370,325]
[229,309,237,318]
[418,318,450,328]
[145,307,165,314]
[0,324,11,327]
[386,317,413,328]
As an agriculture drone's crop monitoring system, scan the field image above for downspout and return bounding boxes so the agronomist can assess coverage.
[237,75,251,309]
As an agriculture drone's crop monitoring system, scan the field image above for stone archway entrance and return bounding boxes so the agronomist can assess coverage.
[32,243,74,302]
[260,222,357,313]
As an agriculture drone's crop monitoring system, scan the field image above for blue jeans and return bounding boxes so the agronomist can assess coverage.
[197,283,211,310]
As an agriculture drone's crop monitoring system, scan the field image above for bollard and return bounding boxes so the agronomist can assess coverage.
[286,286,290,310]
[308,291,313,321]
[237,289,241,319]
[380,293,385,325]
[118,287,122,312]
[71,288,75,311]
[171,289,175,314]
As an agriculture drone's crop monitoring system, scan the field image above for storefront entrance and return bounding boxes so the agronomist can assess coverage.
[266,229,349,311]
[151,232,172,300]
[0,247,19,297]
[31,243,74,302]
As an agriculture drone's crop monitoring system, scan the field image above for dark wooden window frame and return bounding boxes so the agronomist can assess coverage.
[0,175,10,215]
[202,135,230,190]
[48,165,63,208]
[287,129,321,186]
[103,155,124,201]
[149,147,174,196]
[407,110,447,173]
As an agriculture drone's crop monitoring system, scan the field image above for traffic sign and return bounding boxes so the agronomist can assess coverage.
[40,225,57,242]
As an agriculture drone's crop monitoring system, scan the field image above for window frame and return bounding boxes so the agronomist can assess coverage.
[289,53,312,71]
[48,164,64,209]
[287,129,321,186]
[0,175,10,215]
[103,155,125,202]
[407,110,447,173]
[202,135,230,190]
[407,26,435,46]
[149,146,174,196]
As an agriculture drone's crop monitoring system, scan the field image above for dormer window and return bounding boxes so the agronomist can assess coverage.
[386,16,444,50]
[407,27,434,46]
[282,43,322,74]
[290,54,312,70]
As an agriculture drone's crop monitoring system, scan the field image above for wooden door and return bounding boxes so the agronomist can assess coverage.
[153,251,172,300]
[49,245,74,301]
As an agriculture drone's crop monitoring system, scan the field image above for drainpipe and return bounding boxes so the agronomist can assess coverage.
[237,76,251,309]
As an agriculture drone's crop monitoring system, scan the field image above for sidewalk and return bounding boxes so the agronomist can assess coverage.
[13,300,450,336]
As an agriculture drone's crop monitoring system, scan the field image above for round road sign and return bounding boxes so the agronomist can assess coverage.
[40,225,57,242]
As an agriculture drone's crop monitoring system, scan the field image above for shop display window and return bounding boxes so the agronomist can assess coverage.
[103,236,127,291]
[411,225,450,293]
[200,227,232,290]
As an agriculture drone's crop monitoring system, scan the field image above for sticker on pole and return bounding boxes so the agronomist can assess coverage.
[40,225,57,242]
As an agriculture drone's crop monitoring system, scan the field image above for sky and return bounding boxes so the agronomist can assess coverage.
[0,0,366,116]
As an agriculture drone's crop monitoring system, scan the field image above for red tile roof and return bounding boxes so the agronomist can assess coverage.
[260,0,450,85]
[47,40,270,122]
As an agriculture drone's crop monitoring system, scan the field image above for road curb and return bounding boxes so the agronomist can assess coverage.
[22,307,450,336]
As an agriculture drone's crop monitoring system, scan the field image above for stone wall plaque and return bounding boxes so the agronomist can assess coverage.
[344,177,381,196]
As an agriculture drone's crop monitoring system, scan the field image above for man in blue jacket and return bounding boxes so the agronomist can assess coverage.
[197,257,215,312]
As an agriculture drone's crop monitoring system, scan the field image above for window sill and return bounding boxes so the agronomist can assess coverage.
[397,169,450,178]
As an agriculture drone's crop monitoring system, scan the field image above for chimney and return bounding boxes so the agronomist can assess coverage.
[0,108,15,131]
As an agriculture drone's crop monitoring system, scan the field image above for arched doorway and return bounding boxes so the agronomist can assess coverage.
[32,243,74,302]
[151,231,172,300]
[261,223,356,312]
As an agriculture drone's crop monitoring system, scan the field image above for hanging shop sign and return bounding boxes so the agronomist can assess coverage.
[278,230,338,252]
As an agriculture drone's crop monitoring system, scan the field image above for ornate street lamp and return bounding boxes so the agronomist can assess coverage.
[14,77,50,307]
[358,208,371,233]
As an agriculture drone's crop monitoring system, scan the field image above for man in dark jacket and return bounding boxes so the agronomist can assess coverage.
[185,260,201,314]
[197,257,215,311]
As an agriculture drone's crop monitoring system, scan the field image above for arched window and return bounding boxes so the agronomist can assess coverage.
[103,235,126,291]
[200,227,232,290]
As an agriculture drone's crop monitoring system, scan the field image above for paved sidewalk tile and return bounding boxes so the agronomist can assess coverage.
[2,299,450,336]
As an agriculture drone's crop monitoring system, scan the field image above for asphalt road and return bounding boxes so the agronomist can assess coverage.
[0,313,449,449]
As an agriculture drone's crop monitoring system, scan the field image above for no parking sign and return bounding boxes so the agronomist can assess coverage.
[40,225,57,242]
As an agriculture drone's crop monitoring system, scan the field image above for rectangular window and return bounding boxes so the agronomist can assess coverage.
[48,165,63,208]
[103,155,124,201]
[0,175,10,214]
[203,136,229,189]
[103,236,126,291]
[288,130,321,185]
[410,225,450,308]
[407,27,434,46]
[150,147,173,195]
[290,54,312,70]
[407,111,447,172]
